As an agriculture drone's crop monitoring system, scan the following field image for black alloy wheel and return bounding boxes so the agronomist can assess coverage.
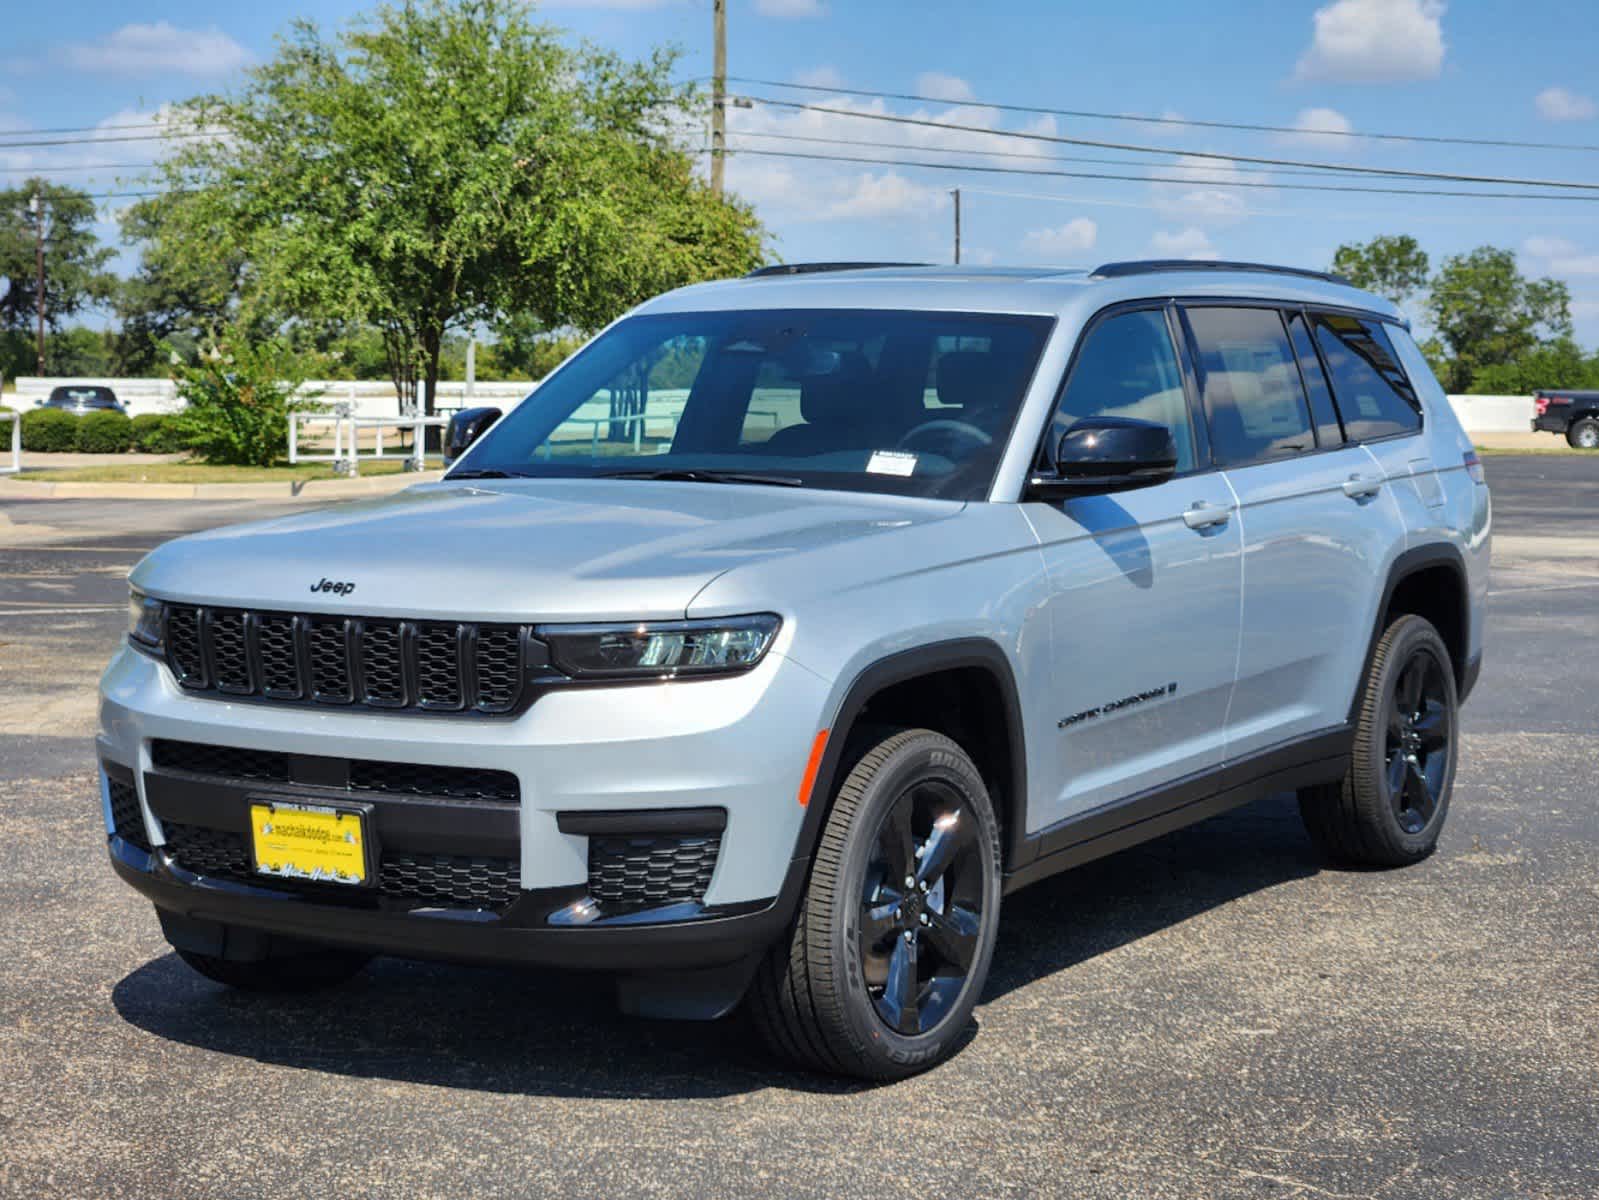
[1384,647,1453,835]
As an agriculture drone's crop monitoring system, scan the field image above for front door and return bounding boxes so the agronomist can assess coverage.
[1023,305,1243,830]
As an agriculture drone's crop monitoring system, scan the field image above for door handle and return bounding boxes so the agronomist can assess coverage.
[1342,474,1383,499]
[1182,501,1231,530]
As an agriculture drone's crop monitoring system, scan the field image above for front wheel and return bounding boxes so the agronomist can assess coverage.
[748,728,1003,1080]
[1566,417,1599,449]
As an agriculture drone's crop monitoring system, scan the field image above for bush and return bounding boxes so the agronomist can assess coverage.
[20,408,78,452]
[76,410,134,453]
[130,412,187,454]
[167,334,318,466]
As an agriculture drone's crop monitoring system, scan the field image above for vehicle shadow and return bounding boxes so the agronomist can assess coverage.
[110,793,1320,1098]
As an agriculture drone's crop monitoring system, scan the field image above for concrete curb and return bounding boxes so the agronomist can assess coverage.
[0,470,444,501]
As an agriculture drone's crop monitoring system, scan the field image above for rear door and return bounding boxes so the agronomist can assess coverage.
[1023,304,1243,826]
[1181,304,1406,762]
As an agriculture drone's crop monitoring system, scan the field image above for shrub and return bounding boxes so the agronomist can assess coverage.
[130,412,188,454]
[20,408,78,452]
[166,334,319,467]
[76,410,134,453]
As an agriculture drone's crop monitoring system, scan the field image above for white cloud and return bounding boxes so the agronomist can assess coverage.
[755,0,826,16]
[1523,235,1599,275]
[60,22,251,77]
[1021,218,1098,258]
[1294,0,1445,83]
[824,172,945,219]
[793,65,845,90]
[1149,228,1218,261]
[1275,106,1356,149]
[916,72,975,103]
[543,0,682,7]
[1535,87,1597,122]
[1149,155,1256,226]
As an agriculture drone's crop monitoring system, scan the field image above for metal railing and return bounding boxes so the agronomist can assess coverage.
[0,411,19,476]
[288,409,449,476]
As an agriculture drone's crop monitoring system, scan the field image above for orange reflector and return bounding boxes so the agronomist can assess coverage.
[797,729,830,807]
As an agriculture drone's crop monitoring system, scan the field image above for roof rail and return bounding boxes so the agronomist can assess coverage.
[745,261,929,278]
[1091,259,1353,287]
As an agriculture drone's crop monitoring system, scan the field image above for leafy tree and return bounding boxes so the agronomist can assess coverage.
[1425,246,1572,392]
[1467,336,1599,395]
[166,331,321,466]
[1331,235,1430,307]
[157,0,765,414]
[0,180,115,372]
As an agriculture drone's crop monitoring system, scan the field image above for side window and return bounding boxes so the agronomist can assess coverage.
[1053,308,1195,472]
[1185,306,1314,467]
[1284,311,1344,446]
[1312,314,1422,441]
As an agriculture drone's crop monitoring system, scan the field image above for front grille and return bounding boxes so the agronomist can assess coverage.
[162,823,520,910]
[588,833,721,907]
[150,739,519,805]
[161,603,531,714]
[107,777,151,851]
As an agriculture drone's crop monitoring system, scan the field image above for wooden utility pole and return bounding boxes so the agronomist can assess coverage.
[31,191,45,374]
[711,0,726,197]
[951,187,962,265]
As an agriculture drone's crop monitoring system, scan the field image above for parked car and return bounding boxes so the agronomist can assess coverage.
[100,260,1490,1079]
[39,385,125,415]
[1531,389,1599,448]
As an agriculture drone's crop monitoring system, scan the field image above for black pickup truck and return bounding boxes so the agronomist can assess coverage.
[1533,390,1599,448]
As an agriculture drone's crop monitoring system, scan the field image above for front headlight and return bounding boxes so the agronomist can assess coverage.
[540,614,781,680]
[128,589,164,651]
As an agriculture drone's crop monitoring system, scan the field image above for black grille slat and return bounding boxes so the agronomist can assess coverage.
[151,740,291,782]
[589,833,721,907]
[165,822,252,879]
[107,778,151,852]
[159,604,528,715]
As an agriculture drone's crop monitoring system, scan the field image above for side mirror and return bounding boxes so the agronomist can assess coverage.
[443,406,502,466]
[1026,416,1177,498]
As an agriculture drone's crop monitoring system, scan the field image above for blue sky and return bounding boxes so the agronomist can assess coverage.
[7,0,1599,342]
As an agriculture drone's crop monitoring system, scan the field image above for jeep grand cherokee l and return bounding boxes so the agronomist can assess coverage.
[100,260,1490,1079]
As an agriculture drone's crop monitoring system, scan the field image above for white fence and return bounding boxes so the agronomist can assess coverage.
[288,410,451,475]
[1445,394,1534,435]
[0,411,19,475]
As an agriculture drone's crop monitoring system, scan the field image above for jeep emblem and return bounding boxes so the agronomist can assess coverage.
[310,577,357,597]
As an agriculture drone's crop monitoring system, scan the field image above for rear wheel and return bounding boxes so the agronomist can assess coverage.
[748,728,1002,1080]
[176,946,371,992]
[1567,417,1599,449]
[1299,614,1458,867]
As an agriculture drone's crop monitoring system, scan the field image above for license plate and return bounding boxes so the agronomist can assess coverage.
[249,799,370,887]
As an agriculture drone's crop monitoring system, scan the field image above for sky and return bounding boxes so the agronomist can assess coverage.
[7,0,1599,342]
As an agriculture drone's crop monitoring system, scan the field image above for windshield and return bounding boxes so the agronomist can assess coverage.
[48,387,118,408]
[453,308,1052,499]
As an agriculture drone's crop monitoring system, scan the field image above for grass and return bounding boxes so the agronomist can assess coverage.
[1473,444,1596,456]
[15,459,423,483]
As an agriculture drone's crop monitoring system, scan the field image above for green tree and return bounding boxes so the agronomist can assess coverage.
[1330,235,1430,307]
[1425,246,1572,392]
[0,180,115,374]
[1467,336,1599,395]
[157,0,765,414]
[166,332,321,466]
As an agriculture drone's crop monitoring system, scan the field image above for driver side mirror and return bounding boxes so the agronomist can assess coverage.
[1025,416,1177,499]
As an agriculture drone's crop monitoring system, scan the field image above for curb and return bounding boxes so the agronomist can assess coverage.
[0,470,444,501]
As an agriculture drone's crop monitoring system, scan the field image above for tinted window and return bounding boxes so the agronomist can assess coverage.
[1053,308,1195,472]
[460,309,1051,500]
[47,386,119,409]
[1312,314,1421,440]
[1284,311,1343,446]
[1186,307,1314,467]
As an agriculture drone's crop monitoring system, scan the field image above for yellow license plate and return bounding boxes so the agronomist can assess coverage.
[249,800,369,887]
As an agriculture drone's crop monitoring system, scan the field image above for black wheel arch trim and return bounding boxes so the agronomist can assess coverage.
[1351,541,1472,725]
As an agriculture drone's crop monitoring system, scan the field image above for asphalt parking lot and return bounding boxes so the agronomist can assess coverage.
[2,458,1596,1199]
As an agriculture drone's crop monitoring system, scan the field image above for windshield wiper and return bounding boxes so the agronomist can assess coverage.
[446,467,536,480]
[596,468,805,488]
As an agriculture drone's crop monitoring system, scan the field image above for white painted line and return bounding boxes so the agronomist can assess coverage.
[0,605,123,617]
[1488,581,1599,597]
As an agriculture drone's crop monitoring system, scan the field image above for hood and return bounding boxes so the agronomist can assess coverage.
[131,479,964,622]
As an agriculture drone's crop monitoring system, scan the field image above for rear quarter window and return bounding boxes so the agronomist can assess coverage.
[1313,314,1421,441]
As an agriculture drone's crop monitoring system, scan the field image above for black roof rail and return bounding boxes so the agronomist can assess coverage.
[1091,259,1353,287]
[745,261,929,278]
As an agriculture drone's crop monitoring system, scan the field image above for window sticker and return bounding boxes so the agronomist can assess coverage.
[866,450,918,477]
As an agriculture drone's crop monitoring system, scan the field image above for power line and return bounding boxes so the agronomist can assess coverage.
[729,76,1599,155]
[0,119,168,137]
[738,96,1599,192]
[722,145,1599,202]
[0,163,157,174]
[0,131,211,149]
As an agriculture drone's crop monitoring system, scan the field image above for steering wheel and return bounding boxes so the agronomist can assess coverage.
[896,419,992,454]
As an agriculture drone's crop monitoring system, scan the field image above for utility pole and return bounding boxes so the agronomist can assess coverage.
[951,187,962,265]
[711,0,726,197]
[31,191,46,375]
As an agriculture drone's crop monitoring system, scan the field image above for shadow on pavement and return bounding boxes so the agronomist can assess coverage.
[111,793,1320,1098]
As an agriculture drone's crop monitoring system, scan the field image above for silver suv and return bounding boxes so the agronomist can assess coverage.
[100,261,1490,1079]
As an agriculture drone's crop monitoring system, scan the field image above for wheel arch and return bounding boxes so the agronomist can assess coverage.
[1351,542,1472,723]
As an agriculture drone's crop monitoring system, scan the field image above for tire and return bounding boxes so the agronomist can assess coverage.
[177,946,371,992]
[748,727,1003,1080]
[1299,614,1458,867]
[1566,417,1599,449]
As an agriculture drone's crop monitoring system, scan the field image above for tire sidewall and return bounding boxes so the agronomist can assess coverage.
[1569,419,1599,449]
[1361,620,1459,854]
[827,734,1002,1072]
